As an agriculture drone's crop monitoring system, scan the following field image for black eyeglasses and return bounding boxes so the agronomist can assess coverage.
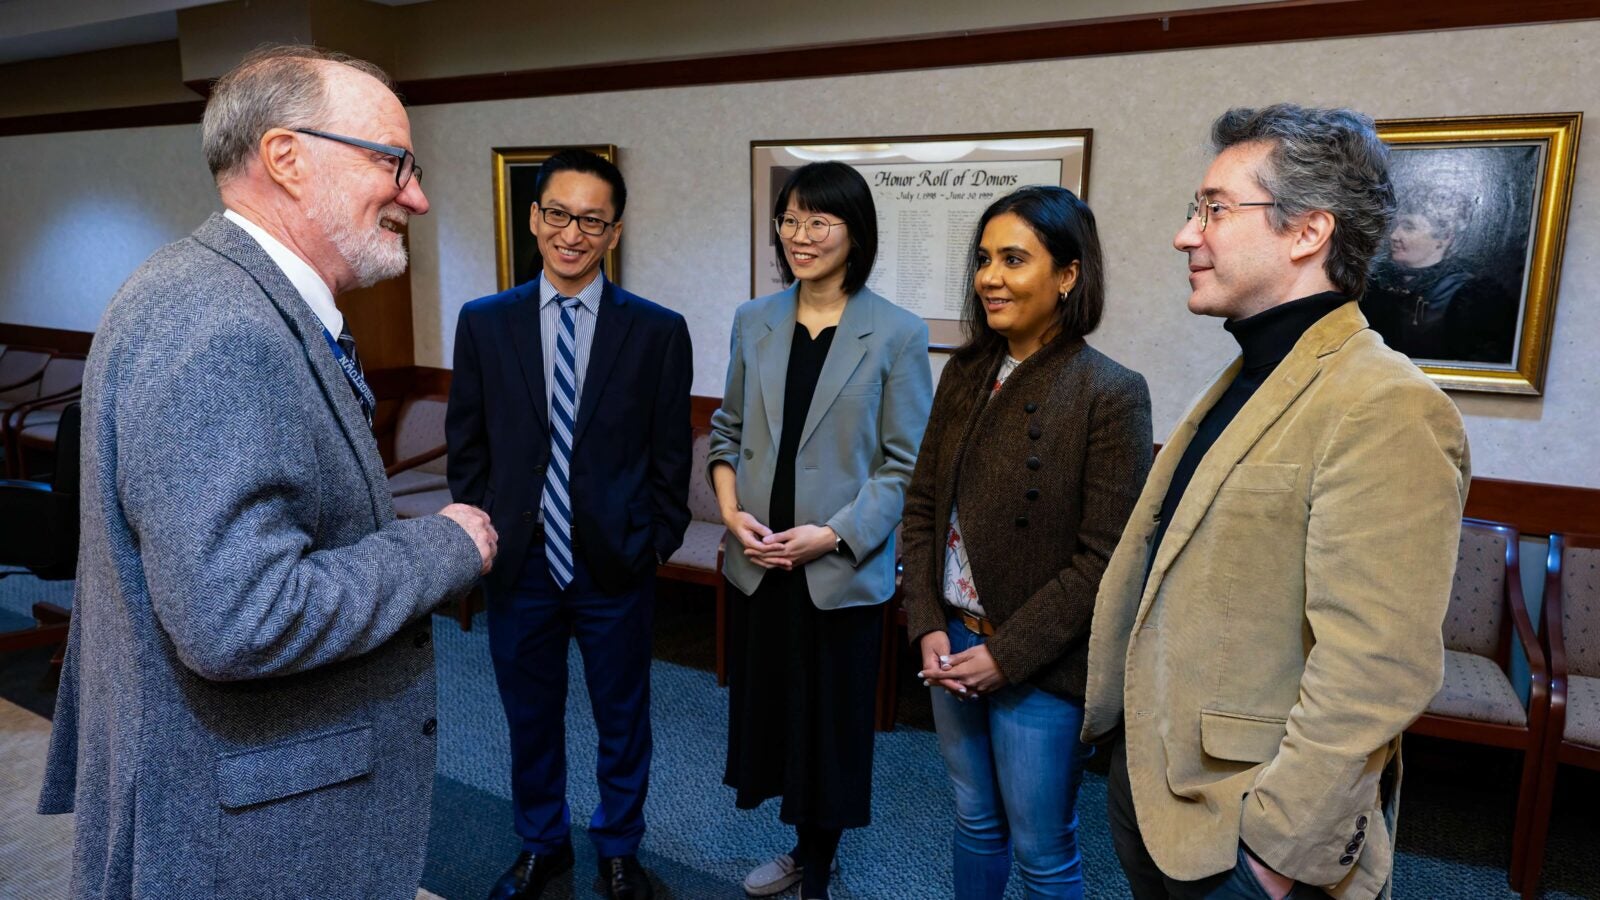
[1186,195,1276,232]
[536,206,618,236]
[295,128,421,189]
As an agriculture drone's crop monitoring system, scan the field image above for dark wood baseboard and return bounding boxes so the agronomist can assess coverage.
[3,3,1597,136]
[0,100,205,138]
[1465,477,1600,538]
[0,323,93,355]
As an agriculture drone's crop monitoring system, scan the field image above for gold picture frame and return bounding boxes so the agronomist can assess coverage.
[1366,113,1581,394]
[492,144,621,292]
[751,130,1092,351]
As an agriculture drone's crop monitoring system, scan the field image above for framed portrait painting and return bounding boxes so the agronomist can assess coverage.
[1362,113,1581,394]
[751,130,1092,350]
[492,144,620,292]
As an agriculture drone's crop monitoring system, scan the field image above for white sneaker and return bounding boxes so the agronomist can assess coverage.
[743,852,840,897]
[743,853,803,897]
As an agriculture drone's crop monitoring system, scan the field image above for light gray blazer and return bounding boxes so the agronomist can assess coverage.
[708,286,932,608]
[38,214,482,899]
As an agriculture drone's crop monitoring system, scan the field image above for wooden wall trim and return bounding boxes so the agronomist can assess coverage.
[413,365,453,398]
[1464,476,1600,538]
[3,2,1598,136]
[394,1,1600,108]
[691,395,720,433]
[0,100,206,138]
[0,322,94,355]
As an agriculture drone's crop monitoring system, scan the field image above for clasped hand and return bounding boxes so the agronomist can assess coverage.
[724,511,835,570]
[440,503,498,574]
[917,631,1008,698]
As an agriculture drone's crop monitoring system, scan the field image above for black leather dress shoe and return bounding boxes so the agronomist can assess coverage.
[599,855,654,900]
[486,843,574,899]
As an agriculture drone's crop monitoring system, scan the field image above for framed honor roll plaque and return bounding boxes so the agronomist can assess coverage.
[751,130,1092,351]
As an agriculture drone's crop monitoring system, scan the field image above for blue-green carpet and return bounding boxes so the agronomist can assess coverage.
[2,574,1595,898]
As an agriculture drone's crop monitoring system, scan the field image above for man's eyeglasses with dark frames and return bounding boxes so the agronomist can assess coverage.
[536,206,618,236]
[295,128,421,189]
[1186,196,1277,232]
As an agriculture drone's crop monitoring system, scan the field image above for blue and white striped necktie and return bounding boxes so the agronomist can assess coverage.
[544,296,582,589]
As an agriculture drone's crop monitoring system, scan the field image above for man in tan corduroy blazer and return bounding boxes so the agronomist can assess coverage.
[1082,105,1469,900]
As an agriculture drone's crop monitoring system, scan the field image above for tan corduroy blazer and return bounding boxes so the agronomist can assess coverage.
[1081,302,1470,899]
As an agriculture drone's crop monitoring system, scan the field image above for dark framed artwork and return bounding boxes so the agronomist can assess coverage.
[1362,114,1581,394]
[491,144,620,292]
[751,130,1092,351]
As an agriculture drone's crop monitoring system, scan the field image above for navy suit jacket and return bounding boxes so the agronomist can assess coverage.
[447,276,693,597]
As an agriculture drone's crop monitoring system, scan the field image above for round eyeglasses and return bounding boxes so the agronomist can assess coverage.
[774,214,845,242]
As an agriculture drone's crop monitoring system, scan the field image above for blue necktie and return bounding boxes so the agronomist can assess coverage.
[544,297,581,589]
[336,326,373,426]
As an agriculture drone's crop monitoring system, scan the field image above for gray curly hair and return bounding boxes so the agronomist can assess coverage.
[1210,104,1396,300]
[202,44,393,185]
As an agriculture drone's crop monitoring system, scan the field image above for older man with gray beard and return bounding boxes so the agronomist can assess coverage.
[39,44,497,899]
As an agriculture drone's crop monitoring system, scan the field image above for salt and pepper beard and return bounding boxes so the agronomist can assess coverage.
[305,170,410,289]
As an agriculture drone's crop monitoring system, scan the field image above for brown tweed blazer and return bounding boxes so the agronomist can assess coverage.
[902,335,1152,699]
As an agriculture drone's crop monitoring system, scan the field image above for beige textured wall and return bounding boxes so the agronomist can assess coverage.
[391,0,1246,79]
[405,20,1600,487]
[0,20,1592,486]
[0,123,216,328]
[0,41,196,117]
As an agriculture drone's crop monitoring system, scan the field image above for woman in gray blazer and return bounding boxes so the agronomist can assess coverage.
[707,162,932,900]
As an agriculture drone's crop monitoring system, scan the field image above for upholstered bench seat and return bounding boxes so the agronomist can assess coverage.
[1427,648,1528,726]
[393,487,452,520]
[1566,675,1600,749]
[388,469,448,497]
[668,519,725,572]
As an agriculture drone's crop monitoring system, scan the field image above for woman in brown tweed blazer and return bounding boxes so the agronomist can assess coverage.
[901,186,1152,899]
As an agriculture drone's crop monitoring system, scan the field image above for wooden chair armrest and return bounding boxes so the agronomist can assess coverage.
[1506,551,1546,681]
[1543,536,1569,693]
[385,443,447,478]
[0,368,45,395]
[4,387,81,435]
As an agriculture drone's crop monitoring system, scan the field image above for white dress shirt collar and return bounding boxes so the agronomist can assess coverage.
[223,208,344,337]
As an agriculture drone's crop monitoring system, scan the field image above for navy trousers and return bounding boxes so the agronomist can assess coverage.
[487,541,654,858]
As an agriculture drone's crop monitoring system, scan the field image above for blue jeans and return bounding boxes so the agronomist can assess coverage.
[930,617,1092,899]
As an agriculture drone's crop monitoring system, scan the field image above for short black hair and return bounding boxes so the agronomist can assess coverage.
[535,148,627,220]
[773,162,878,296]
[955,185,1106,363]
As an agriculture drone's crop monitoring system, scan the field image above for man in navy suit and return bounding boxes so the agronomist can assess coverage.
[447,149,692,900]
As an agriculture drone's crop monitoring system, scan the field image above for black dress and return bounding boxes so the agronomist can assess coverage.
[723,324,884,829]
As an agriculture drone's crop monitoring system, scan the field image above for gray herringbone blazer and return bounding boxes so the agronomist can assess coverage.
[38,214,482,899]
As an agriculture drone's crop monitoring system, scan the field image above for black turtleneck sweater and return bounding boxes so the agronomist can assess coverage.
[1145,292,1348,579]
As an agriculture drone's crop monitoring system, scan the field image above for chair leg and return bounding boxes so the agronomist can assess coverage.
[457,585,478,632]
[1518,738,1561,897]
[1509,740,1542,891]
